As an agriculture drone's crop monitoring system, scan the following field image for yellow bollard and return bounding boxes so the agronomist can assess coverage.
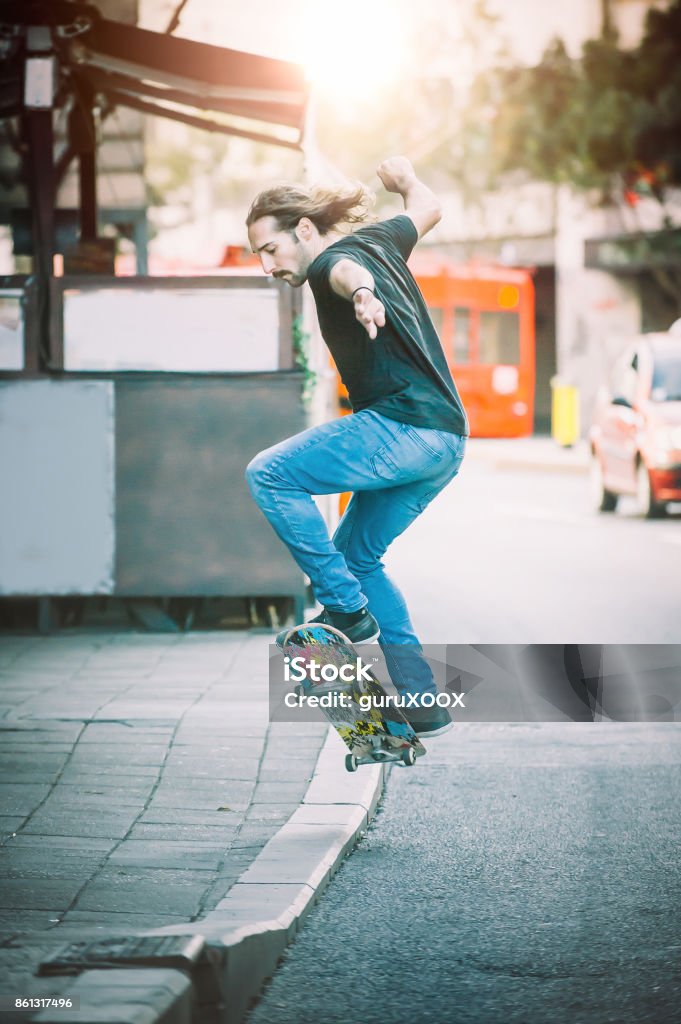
[551,377,580,447]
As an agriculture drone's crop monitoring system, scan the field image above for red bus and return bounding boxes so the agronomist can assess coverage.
[334,257,535,437]
[410,255,535,437]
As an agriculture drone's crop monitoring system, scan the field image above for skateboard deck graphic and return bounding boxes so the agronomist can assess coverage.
[281,623,426,772]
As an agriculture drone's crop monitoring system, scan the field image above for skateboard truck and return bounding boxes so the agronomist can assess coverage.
[344,736,417,773]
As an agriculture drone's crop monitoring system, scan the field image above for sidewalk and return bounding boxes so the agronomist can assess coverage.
[0,631,386,1023]
[465,436,590,474]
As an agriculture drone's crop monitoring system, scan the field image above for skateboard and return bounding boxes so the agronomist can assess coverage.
[280,623,426,772]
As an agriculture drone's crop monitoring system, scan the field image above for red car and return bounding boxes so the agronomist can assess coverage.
[589,333,681,517]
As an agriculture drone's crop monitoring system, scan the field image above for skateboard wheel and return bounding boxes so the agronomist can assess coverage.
[401,747,416,767]
[345,754,359,773]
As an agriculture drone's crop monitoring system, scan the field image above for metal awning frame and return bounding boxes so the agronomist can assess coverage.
[0,0,309,370]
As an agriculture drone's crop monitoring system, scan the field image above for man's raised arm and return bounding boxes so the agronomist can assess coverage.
[376,156,442,240]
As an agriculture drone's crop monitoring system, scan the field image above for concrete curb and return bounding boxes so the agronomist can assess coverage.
[34,729,387,1024]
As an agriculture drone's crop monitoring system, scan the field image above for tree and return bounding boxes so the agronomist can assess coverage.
[469,0,681,200]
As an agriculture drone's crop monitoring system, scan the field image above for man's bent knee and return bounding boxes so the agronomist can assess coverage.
[245,451,273,501]
[346,557,385,581]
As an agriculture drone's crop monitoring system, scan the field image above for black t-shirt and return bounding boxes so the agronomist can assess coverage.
[306,215,468,436]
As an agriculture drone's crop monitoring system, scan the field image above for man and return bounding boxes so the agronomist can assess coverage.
[245,156,468,736]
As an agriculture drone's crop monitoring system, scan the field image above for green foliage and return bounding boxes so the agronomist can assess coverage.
[292,314,316,408]
[470,0,681,195]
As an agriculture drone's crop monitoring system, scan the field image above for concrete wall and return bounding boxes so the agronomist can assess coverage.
[553,186,681,428]
[0,375,309,601]
[0,381,116,594]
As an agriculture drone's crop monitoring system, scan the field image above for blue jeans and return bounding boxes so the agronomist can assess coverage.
[246,409,466,696]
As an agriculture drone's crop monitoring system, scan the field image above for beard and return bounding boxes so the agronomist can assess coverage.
[275,270,306,287]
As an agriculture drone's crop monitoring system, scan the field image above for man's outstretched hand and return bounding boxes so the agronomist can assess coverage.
[328,259,386,340]
[353,287,386,341]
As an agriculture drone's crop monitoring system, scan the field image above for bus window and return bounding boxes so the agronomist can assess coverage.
[428,306,444,335]
[454,308,470,363]
[479,310,520,365]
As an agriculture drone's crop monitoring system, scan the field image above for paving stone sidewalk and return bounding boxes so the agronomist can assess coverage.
[0,631,327,1012]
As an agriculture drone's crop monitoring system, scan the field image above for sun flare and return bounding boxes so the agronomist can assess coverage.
[298,0,407,102]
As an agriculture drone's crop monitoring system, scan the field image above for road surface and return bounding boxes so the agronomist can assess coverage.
[247,723,681,1024]
[387,456,680,644]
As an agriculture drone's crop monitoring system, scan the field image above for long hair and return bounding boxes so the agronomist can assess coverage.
[246,182,375,235]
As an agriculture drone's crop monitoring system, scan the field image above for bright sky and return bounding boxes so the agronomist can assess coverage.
[142,0,345,62]
[142,0,415,100]
[141,0,618,77]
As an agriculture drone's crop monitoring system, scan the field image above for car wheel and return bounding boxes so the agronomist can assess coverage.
[636,462,666,518]
[590,454,618,512]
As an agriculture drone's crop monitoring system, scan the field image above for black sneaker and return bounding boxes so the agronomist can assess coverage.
[406,705,453,738]
[276,606,380,648]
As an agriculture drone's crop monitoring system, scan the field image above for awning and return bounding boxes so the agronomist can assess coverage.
[0,1,309,148]
[71,18,308,149]
[585,229,681,273]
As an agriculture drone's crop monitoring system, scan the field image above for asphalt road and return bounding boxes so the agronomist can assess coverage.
[386,458,681,644]
[246,724,681,1024]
